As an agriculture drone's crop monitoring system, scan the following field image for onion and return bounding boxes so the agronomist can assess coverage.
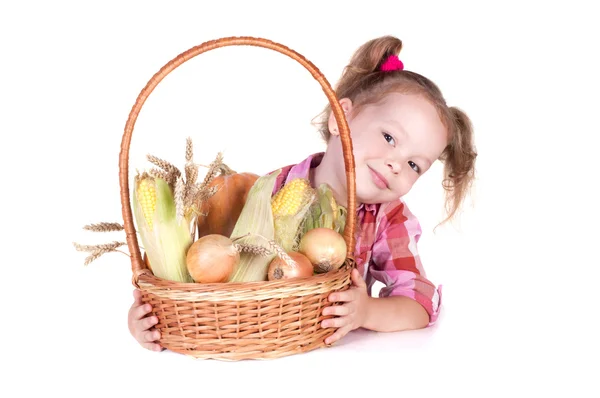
[186,234,240,283]
[298,228,347,273]
[267,251,314,281]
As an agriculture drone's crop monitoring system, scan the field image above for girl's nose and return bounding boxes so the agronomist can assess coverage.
[386,159,401,174]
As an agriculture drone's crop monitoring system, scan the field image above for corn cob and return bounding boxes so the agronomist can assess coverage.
[137,178,157,230]
[272,178,313,217]
[227,170,281,282]
[271,178,316,252]
[132,172,194,283]
[302,183,347,235]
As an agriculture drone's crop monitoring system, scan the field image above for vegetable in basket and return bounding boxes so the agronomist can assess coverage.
[132,172,194,283]
[196,172,259,239]
[302,183,347,235]
[186,234,239,283]
[298,227,347,274]
[271,177,316,252]
[227,169,282,282]
[267,251,313,280]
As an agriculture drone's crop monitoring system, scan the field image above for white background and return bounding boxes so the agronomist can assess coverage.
[2,1,599,397]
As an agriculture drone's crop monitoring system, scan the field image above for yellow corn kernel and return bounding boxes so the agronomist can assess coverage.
[271,178,316,253]
[132,172,194,283]
[271,178,312,217]
[136,177,157,230]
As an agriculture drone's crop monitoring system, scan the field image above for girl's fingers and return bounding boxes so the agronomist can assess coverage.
[143,329,161,343]
[328,290,355,303]
[323,305,350,317]
[350,268,366,288]
[325,324,351,345]
[133,289,142,304]
[321,315,349,329]
[132,303,153,321]
[143,342,163,352]
[142,315,159,330]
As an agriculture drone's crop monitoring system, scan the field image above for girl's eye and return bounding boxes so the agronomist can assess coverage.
[382,132,395,145]
[408,161,420,173]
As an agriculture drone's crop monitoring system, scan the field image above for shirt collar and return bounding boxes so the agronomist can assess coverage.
[358,202,378,216]
[283,152,324,184]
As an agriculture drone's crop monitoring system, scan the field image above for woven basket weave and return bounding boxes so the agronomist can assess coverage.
[118,36,357,360]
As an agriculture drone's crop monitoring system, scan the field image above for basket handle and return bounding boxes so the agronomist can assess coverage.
[119,36,356,279]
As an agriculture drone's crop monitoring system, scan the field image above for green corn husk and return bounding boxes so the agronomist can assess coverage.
[132,174,194,283]
[302,183,347,235]
[334,205,347,235]
[227,169,281,282]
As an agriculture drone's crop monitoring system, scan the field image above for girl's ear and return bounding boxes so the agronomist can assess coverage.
[328,98,353,136]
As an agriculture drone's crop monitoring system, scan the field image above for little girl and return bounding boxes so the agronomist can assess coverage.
[128,35,477,351]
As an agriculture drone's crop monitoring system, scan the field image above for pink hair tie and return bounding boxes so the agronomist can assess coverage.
[380,54,404,72]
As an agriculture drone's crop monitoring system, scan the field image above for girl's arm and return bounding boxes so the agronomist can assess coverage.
[363,295,429,332]
[365,201,442,327]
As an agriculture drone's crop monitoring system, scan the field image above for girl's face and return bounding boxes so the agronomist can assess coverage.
[329,92,449,204]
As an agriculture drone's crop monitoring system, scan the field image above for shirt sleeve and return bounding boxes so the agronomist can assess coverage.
[368,201,442,326]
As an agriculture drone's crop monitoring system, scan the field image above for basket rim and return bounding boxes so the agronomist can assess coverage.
[137,264,353,302]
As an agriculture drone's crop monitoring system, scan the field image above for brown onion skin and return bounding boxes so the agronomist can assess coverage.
[267,251,314,281]
[186,234,239,283]
[298,228,347,273]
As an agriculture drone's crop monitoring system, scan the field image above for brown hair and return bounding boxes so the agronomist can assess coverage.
[313,35,477,226]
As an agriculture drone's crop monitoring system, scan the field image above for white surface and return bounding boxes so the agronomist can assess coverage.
[1,1,599,397]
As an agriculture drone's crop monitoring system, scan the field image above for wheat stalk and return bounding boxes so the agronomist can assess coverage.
[194,185,218,205]
[148,167,169,181]
[199,152,224,188]
[184,137,198,181]
[82,251,104,266]
[147,154,181,182]
[234,243,272,257]
[174,175,186,223]
[83,222,124,232]
[73,241,129,265]
[217,163,235,176]
[266,239,296,267]
[73,241,126,252]
[232,233,296,267]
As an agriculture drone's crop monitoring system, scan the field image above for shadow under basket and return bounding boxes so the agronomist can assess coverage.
[119,36,358,360]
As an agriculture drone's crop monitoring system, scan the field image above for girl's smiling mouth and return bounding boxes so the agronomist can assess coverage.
[368,166,389,189]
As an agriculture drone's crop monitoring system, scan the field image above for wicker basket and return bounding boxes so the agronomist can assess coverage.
[118,36,357,360]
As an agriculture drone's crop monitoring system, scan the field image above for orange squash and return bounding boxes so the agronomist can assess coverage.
[196,172,260,239]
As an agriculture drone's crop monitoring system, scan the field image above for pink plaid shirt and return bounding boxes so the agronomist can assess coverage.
[271,152,442,325]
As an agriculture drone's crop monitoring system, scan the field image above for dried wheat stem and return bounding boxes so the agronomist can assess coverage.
[175,176,186,223]
[232,233,296,266]
[184,136,199,189]
[83,222,124,232]
[199,152,224,188]
[147,154,181,177]
[233,243,272,257]
[185,137,194,164]
[185,165,198,188]
[194,185,218,205]
[183,184,196,209]
[73,241,130,265]
[84,251,104,266]
[217,163,235,175]
[267,240,296,266]
[148,168,169,181]
[73,241,127,253]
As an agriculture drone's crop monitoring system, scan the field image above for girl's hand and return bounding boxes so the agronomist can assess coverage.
[321,268,370,345]
[127,289,164,352]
